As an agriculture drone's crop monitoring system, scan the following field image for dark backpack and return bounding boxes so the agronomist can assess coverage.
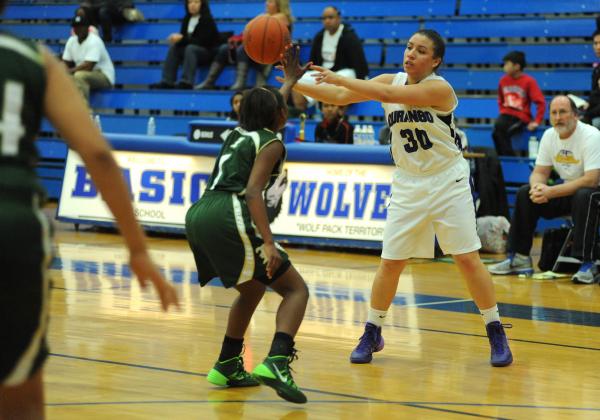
[538,227,579,272]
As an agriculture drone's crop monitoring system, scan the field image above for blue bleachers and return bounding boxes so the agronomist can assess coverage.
[86,89,515,120]
[460,0,600,16]
[361,68,591,91]
[425,17,596,39]
[2,4,78,20]
[10,17,596,42]
[2,0,455,21]
[115,66,589,92]
[386,43,594,66]
[2,20,420,41]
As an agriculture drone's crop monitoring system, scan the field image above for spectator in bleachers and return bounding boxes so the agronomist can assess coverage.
[227,90,243,121]
[80,0,136,43]
[492,51,546,156]
[314,102,353,143]
[195,0,293,91]
[291,6,368,111]
[582,28,600,129]
[150,0,220,90]
[489,96,600,283]
[62,15,114,102]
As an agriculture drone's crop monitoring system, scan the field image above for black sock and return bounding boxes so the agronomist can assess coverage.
[268,332,295,357]
[218,336,244,362]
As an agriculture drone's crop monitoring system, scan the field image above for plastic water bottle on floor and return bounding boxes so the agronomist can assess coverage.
[147,116,156,136]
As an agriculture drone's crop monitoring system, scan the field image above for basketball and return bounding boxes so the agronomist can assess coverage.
[243,15,290,65]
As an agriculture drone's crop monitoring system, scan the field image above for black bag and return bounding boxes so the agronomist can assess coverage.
[538,227,579,272]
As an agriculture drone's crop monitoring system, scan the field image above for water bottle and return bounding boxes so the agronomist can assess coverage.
[528,135,538,159]
[366,124,375,145]
[147,116,156,136]
[93,114,102,132]
[353,124,363,145]
[298,113,306,142]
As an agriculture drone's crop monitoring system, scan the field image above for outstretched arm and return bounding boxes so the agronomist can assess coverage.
[42,49,179,311]
[312,65,454,109]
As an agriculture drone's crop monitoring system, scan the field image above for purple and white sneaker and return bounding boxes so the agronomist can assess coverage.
[350,322,384,364]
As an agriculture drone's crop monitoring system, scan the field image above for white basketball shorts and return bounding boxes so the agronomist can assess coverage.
[381,158,481,260]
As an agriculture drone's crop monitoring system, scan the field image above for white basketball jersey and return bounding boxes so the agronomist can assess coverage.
[382,72,463,176]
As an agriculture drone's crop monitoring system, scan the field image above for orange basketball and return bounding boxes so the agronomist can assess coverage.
[243,15,290,65]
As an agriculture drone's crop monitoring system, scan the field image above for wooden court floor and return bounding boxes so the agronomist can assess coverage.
[42,209,600,419]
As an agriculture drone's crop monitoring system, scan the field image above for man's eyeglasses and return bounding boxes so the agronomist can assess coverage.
[321,15,337,20]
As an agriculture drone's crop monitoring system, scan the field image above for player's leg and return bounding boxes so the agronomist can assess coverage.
[252,264,309,404]
[0,193,52,419]
[434,162,512,367]
[207,280,265,388]
[350,258,407,364]
[0,369,45,420]
[452,251,513,367]
[351,168,426,364]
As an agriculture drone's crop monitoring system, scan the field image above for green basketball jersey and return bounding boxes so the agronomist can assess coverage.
[207,127,286,195]
[0,32,45,192]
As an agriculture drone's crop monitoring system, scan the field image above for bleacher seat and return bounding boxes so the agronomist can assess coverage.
[2,0,456,21]
[386,43,594,66]
[86,89,545,121]
[459,0,600,16]
[425,17,596,39]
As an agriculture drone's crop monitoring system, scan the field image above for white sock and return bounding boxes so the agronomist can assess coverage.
[367,308,388,327]
[480,305,501,325]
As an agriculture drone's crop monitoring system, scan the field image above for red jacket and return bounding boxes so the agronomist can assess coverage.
[497,73,546,124]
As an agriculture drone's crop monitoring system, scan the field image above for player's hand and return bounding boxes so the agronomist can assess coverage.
[527,121,539,131]
[310,65,343,85]
[264,243,282,279]
[129,251,180,311]
[277,44,311,85]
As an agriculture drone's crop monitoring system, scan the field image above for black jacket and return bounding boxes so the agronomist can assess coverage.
[177,9,220,49]
[473,150,509,219]
[309,24,369,80]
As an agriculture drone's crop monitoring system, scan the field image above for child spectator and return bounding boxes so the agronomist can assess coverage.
[314,102,353,144]
[492,51,546,156]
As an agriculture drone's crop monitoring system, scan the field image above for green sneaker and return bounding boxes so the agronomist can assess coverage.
[252,350,307,404]
[207,356,260,388]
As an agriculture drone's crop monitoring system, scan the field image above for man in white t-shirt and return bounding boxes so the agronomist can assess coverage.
[489,95,600,283]
[291,6,368,111]
[62,15,114,101]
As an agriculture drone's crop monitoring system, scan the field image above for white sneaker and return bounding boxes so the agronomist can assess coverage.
[488,255,534,275]
[572,263,599,284]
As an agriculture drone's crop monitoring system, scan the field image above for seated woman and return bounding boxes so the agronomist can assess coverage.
[195,0,293,90]
[151,0,220,89]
